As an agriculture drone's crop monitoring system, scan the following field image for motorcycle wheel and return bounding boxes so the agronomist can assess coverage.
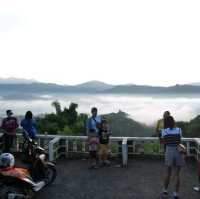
[44,163,57,186]
[0,185,34,199]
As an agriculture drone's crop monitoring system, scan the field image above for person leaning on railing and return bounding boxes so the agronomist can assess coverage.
[160,116,186,199]
[21,111,37,140]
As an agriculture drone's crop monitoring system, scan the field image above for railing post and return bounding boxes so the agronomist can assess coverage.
[186,141,190,156]
[16,136,19,152]
[49,137,60,162]
[122,137,128,167]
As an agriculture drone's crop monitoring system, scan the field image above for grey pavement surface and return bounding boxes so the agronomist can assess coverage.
[36,158,199,199]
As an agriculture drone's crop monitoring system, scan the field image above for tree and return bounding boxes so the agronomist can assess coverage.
[51,100,62,115]
[62,103,78,126]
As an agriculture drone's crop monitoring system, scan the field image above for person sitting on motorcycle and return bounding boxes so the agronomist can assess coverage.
[0,153,15,170]
[0,153,31,179]
[21,111,37,139]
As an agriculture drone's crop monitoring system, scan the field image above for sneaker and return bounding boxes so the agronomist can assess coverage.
[89,163,99,169]
[104,160,111,166]
[160,191,168,198]
[93,165,99,169]
[172,192,179,199]
[193,186,200,192]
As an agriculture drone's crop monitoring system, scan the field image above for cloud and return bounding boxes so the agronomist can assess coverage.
[0,15,28,32]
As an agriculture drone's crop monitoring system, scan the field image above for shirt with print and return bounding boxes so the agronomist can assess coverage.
[99,129,110,144]
[87,116,102,136]
[1,117,19,135]
[161,127,182,147]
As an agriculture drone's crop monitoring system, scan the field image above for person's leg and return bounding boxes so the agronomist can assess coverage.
[102,145,107,162]
[93,151,98,168]
[174,167,181,194]
[195,160,200,191]
[8,135,14,151]
[89,151,98,168]
[163,146,173,193]
[99,145,104,163]
[103,145,110,165]
[89,151,93,167]
[3,134,10,153]
[164,166,172,191]
[198,160,200,184]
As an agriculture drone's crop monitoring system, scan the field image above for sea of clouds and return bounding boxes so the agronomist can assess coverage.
[0,94,200,126]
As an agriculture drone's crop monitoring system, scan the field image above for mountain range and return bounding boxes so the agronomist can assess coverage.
[1,78,200,100]
[0,77,38,84]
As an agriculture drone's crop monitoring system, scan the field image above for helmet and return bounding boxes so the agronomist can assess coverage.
[0,153,15,169]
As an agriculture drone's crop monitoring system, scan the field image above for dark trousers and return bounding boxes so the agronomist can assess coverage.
[3,134,15,153]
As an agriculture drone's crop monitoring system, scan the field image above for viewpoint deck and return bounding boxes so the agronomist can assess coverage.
[36,159,199,199]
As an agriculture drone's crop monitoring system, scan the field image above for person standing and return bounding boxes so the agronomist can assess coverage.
[155,111,171,138]
[193,162,200,192]
[1,110,19,152]
[87,107,102,169]
[99,119,111,166]
[21,111,37,139]
[160,116,185,199]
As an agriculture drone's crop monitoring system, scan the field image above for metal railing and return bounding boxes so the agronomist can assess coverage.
[1,133,200,167]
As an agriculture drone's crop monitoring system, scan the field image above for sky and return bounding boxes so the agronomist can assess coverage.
[0,0,200,86]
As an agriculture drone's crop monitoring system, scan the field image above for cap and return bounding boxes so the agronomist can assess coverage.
[6,110,13,116]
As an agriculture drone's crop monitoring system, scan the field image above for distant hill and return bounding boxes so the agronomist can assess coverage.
[103,84,200,94]
[188,82,200,86]
[1,80,200,100]
[103,111,153,137]
[0,77,38,84]
[76,80,114,91]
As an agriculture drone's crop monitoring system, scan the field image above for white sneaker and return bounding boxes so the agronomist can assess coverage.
[193,186,200,192]
[172,192,179,199]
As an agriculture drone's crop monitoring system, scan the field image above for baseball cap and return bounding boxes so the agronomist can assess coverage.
[6,110,13,116]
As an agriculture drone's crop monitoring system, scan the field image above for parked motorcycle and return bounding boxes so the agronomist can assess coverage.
[0,131,57,199]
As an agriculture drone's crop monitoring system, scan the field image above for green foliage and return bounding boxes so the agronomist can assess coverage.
[36,101,88,135]
[102,110,153,137]
[177,115,200,137]
[36,104,154,137]
[51,100,62,115]
[143,142,160,154]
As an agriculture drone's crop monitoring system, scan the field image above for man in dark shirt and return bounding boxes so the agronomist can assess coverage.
[1,110,19,152]
[99,119,110,166]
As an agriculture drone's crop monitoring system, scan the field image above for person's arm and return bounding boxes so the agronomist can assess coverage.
[160,129,165,144]
[179,128,182,142]
[1,119,6,131]
[15,117,19,129]
[155,120,160,137]
[86,118,90,136]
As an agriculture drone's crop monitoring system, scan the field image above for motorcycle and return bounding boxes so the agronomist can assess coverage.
[0,130,57,198]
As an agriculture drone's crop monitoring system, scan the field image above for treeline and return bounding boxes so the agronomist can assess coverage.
[36,101,88,135]
[177,115,200,137]
[31,101,200,137]
[35,101,153,137]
